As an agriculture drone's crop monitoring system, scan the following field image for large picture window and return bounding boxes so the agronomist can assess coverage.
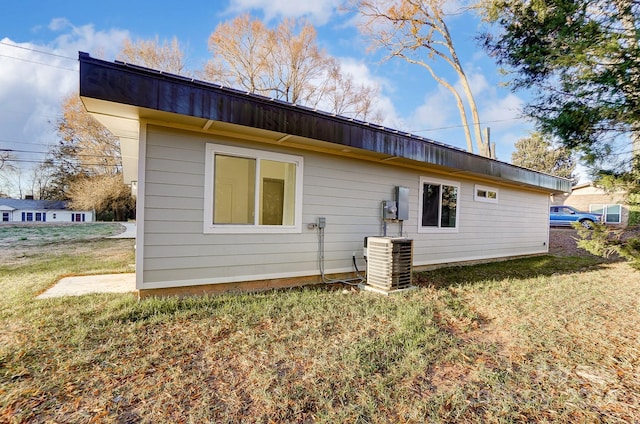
[204,143,303,234]
[419,177,459,232]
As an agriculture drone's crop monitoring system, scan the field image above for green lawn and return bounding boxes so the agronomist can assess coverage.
[1,225,639,423]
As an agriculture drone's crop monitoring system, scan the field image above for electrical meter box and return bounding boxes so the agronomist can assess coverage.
[382,200,397,220]
[395,186,409,221]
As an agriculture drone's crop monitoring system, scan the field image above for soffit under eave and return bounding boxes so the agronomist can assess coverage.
[81,99,139,185]
[83,101,571,195]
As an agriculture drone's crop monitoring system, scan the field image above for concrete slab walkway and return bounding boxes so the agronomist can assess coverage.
[37,273,136,298]
[108,222,136,239]
[37,222,138,299]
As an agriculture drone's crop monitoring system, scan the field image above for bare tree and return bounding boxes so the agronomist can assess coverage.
[0,165,24,199]
[353,0,492,157]
[29,163,55,200]
[265,18,331,106]
[67,174,134,221]
[204,14,381,121]
[47,36,190,212]
[118,36,189,75]
[205,14,270,94]
[56,94,122,176]
[0,151,15,171]
[323,58,384,122]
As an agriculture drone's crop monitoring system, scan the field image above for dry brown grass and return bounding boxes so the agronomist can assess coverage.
[1,225,639,423]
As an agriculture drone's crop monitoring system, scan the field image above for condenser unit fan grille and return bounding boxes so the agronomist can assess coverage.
[366,237,413,292]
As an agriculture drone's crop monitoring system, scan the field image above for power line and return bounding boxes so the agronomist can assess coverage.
[1,148,120,160]
[0,108,62,120]
[5,158,121,167]
[408,116,527,133]
[0,53,78,72]
[0,41,77,61]
[0,139,57,148]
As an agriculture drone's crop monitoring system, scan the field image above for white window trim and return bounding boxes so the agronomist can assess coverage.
[590,203,622,224]
[418,176,460,233]
[204,143,303,234]
[474,184,499,203]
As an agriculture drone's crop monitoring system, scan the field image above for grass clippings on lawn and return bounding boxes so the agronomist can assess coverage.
[1,225,639,423]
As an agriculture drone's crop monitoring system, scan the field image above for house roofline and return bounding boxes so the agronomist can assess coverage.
[78,52,571,194]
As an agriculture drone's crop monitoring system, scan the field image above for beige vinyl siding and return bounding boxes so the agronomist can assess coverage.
[142,124,550,289]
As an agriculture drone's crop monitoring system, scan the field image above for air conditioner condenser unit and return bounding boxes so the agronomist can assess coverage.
[365,237,413,293]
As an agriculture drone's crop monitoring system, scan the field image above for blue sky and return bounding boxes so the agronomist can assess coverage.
[1,0,536,193]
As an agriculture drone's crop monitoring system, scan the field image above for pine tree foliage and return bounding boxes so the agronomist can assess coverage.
[482,0,640,170]
[511,132,576,180]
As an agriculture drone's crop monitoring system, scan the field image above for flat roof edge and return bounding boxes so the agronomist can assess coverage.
[78,52,572,193]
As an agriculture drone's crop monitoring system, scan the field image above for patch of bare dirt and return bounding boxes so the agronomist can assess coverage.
[548,228,591,256]
[549,226,640,257]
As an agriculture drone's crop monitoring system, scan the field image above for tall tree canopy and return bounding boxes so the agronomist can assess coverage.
[117,37,189,75]
[44,36,187,213]
[354,0,493,157]
[46,94,133,218]
[45,94,122,199]
[204,14,381,122]
[481,0,640,171]
[482,0,640,265]
[511,132,576,180]
[67,174,135,221]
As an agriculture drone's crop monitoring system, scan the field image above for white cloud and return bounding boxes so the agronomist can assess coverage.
[333,56,405,128]
[477,92,531,160]
[50,23,129,60]
[461,71,490,98]
[386,67,533,156]
[410,87,456,133]
[48,18,71,31]
[224,0,343,24]
[481,93,524,130]
[400,84,472,150]
[0,21,129,196]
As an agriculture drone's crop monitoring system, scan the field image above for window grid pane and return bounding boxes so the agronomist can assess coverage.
[259,160,296,226]
[214,155,256,224]
[422,184,440,227]
[441,185,458,228]
[605,204,621,223]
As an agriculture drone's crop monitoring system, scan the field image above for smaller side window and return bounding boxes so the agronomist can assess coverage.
[418,177,460,233]
[474,184,498,203]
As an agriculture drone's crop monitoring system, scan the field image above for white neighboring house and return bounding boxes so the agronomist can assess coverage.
[78,53,571,298]
[0,198,94,223]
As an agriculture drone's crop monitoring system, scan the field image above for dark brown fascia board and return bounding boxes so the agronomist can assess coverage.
[78,52,571,193]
